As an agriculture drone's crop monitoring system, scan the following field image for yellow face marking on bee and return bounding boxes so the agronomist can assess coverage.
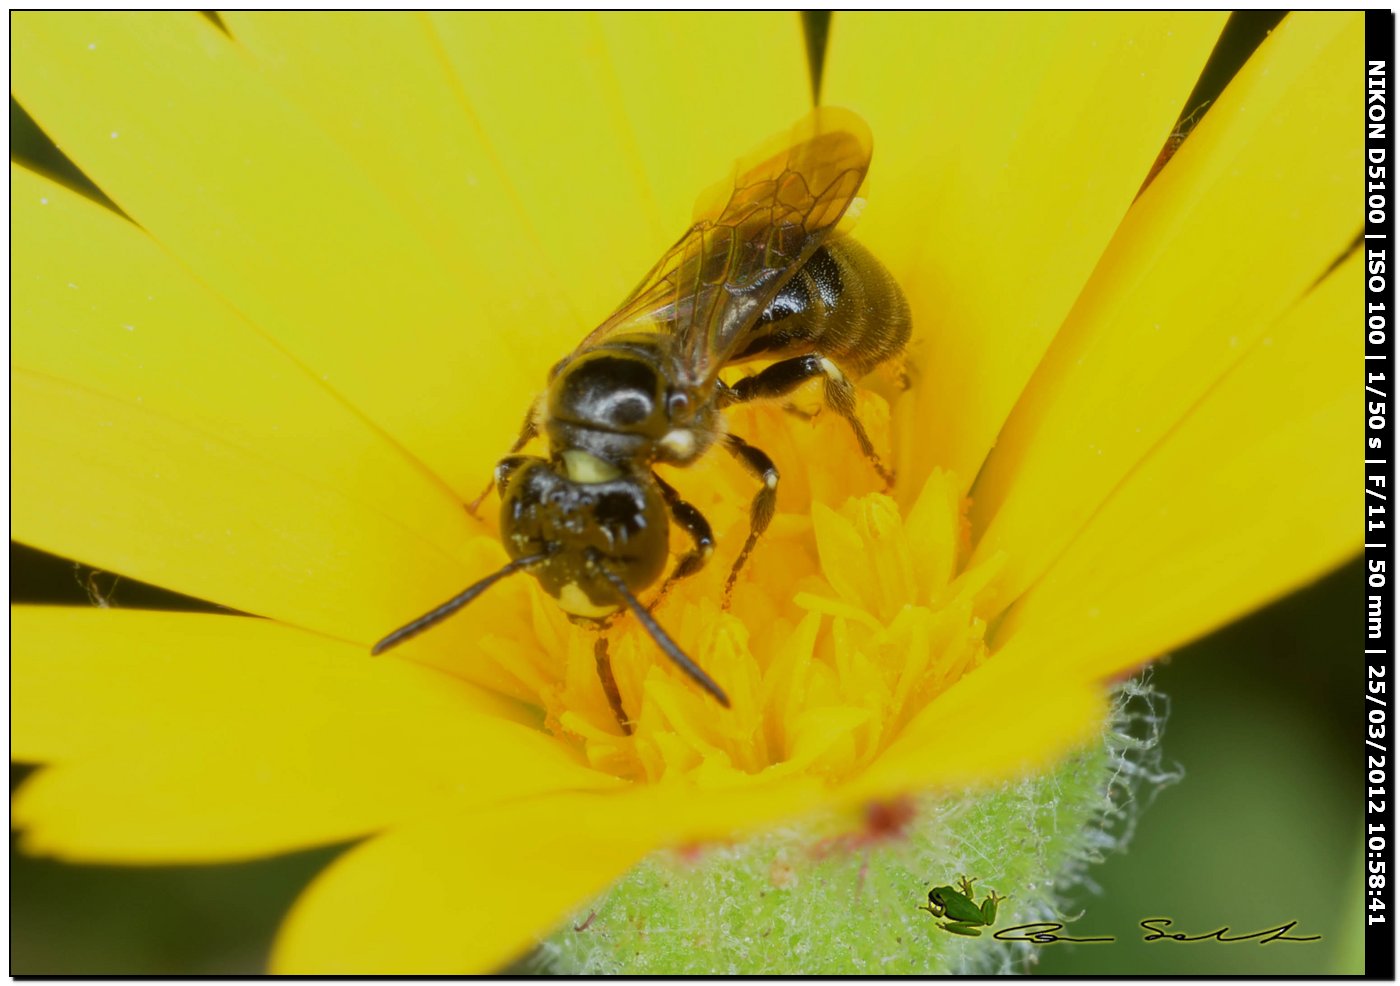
[660,428,697,460]
[562,449,623,484]
[556,581,622,619]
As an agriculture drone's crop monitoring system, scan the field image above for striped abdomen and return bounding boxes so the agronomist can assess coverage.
[731,238,911,376]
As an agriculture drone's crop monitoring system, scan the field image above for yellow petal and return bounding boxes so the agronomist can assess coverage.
[219,11,578,346]
[13,607,615,861]
[970,12,1362,612]
[13,172,549,690]
[991,247,1358,680]
[823,12,1227,490]
[271,791,660,973]
[427,11,810,328]
[850,652,1106,801]
[271,778,823,973]
[14,363,510,647]
[13,161,471,558]
[12,11,538,497]
[594,12,809,245]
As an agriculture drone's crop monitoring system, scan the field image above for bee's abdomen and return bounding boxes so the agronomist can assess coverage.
[735,238,911,375]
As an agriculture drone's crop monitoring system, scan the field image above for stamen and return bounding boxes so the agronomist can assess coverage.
[593,559,731,708]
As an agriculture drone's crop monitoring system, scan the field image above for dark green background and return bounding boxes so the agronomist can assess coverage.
[11,11,1364,974]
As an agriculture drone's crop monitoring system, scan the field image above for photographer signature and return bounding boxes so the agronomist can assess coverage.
[918,877,1322,945]
[990,918,1322,945]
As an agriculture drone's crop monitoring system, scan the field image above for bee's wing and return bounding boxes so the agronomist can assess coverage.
[577,108,872,387]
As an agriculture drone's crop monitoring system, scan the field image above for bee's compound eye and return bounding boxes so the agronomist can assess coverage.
[554,355,661,431]
[667,390,691,418]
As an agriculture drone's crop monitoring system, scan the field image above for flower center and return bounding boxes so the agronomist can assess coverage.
[465,391,998,784]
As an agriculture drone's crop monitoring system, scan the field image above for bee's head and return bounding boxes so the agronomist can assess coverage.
[544,346,702,464]
[495,454,669,618]
[372,451,728,709]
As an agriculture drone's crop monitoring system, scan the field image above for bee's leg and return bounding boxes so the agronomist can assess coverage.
[725,354,894,488]
[650,472,714,610]
[720,433,780,606]
[592,633,633,736]
[467,401,539,516]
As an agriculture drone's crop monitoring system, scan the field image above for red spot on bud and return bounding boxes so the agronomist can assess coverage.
[862,795,917,841]
[808,795,918,859]
[674,841,708,864]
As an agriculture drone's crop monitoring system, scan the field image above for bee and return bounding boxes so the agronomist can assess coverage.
[373,108,910,730]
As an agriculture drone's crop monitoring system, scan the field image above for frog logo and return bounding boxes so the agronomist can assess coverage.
[919,875,1008,937]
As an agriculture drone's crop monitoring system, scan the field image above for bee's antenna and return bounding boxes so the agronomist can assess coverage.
[371,552,550,656]
[593,561,731,708]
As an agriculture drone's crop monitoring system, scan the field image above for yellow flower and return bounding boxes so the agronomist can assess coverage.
[12,10,1358,973]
